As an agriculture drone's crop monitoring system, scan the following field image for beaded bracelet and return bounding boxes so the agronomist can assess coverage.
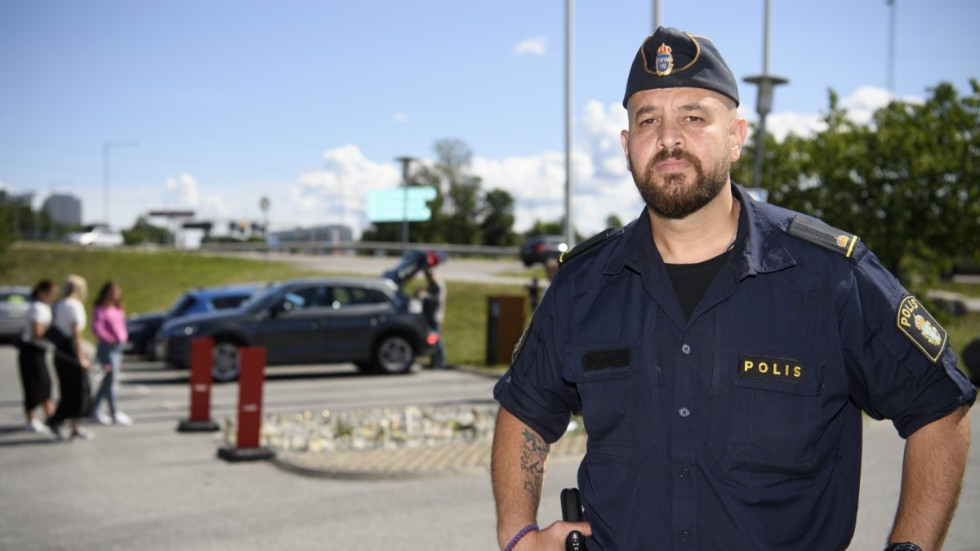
[503,523,538,551]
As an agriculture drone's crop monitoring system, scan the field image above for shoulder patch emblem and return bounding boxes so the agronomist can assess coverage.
[787,216,860,259]
[896,295,947,363]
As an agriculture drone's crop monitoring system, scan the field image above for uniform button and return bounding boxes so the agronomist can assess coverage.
[679,467,689,479]
[680,530,691,542]
[681,344,691,355]
[678,407,690,418]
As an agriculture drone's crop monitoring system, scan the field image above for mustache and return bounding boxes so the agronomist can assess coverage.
[652,148,699,165]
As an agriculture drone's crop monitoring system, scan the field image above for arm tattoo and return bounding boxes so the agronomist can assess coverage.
[520,429,550,503]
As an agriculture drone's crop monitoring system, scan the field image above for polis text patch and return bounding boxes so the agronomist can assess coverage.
[739,355,804,384]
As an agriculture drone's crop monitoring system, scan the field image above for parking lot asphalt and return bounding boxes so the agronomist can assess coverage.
[2,346,980,550]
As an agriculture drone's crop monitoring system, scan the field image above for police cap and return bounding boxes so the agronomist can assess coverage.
[623,26,739,108]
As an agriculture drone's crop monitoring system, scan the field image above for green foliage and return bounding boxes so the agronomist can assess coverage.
[0,204,12,275]
[0,243,319,316]
[363,137,518,247]
[0,243,529,366]
[480,189,517,246]
[740,80,980,286]
[122,217,174,246]
[525,219,564,237]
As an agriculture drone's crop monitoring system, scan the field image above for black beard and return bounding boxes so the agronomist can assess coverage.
[633,148,729,219]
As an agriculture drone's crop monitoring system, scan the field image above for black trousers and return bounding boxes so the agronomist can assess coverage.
[49,345,90,424]
[17,343,52,412]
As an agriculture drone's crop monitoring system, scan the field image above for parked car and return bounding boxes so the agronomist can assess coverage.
[125,283,261,359]
[519,235,568,267]
[0,286,31,343]
[158,277,438,381]
[61,224,124,247]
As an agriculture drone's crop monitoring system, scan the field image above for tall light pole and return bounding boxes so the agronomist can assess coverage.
[102,139,139,225]
[396,156,415,250]
[743,0,787,190]
[563,0,575,247]
[652,0,661,32]
[887,0,897,94]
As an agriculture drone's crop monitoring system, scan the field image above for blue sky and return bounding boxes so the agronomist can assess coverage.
[2,0,978,238]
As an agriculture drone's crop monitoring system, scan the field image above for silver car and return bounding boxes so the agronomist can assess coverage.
[0,286,32,342]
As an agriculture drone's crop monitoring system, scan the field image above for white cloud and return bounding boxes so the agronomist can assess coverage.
[393,112,409,123]
[513,36,547,57]
[274,86,910,240]
[840,86,895,126]
[163,173,232,220]
[289,144,402,233]
[763,85,923,140]
[165,173,200,206]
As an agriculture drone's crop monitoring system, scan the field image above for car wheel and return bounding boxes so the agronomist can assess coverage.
[372,334,415,375]
[212,340,241,382]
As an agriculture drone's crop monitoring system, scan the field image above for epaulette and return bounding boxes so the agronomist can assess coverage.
[559,226,626,266]
[786,215,860,260]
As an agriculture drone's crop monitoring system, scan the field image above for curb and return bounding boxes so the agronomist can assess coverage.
[270,432,587,480]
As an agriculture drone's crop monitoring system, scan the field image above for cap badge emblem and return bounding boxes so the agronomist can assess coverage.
[655,43,674,76]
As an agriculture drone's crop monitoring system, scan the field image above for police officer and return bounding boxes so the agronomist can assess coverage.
[491,26,975,551]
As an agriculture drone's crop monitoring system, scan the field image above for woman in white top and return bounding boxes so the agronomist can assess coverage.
[18,279,57,433]
[47,274,93,441]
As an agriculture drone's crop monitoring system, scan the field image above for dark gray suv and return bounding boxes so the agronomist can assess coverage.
[158,277,438,381]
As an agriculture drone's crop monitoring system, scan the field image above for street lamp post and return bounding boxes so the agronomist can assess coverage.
[396,156,415,250]
[743,0,787,190]
[563,0,575,248]
[102,139,139,225]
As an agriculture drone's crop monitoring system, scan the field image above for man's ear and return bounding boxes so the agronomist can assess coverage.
[621,129,632,172]
[730,117,748,161]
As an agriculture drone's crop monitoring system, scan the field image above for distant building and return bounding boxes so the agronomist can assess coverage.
[42,193,82,226]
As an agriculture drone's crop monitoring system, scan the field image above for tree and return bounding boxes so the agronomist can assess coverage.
[123,217,174,245]
[736,80,980,283]
[481,189,517,246]
[0,202,12,274]
[434,138,484,245]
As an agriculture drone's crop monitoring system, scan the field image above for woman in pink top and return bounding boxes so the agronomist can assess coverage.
[91,281,131,426]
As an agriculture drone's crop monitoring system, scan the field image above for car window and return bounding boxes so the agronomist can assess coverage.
[210,295,250,309]
[330,286,388,309]
[285,286,332,310]
[168,295,197,316]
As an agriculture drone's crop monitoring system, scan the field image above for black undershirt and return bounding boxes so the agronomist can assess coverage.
[665,250,731,321]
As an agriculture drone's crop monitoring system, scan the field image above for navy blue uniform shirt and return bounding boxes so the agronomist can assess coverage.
[494,185,975,550]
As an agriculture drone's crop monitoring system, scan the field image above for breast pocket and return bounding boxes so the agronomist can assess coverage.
[723,350,825,476]
[564,342,647,461]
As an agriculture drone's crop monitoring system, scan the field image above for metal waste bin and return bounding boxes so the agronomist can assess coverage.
[486,295,527,365]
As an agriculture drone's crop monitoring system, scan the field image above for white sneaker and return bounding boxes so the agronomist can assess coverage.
[113,412,133,426]
[91,413,112,425]
[26,419,51,435]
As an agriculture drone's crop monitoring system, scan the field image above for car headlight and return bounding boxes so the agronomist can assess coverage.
[182,325,198,336]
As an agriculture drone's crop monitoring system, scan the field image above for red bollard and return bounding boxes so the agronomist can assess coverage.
[217,347,274,462]
[177,338,220,432]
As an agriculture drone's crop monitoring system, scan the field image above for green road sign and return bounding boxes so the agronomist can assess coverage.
[367,186,437,222]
